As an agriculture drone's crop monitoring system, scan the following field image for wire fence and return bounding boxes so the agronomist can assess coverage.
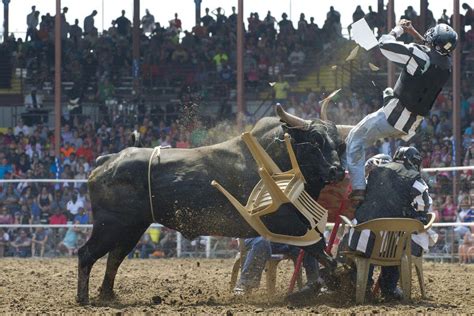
[1,222,472,262]
[0,165,473,262]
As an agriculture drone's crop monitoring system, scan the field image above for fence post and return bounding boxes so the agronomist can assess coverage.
[177,232,182,258]
[205,236,211,258]
[451,227,455,263]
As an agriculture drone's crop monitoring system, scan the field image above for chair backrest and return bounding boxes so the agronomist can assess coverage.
[355,218,424,262]
[423,212,436,232]
[213,132,327,246]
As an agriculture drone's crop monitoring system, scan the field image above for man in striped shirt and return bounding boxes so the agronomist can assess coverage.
[346,20,458,203]
[347,147,432,300]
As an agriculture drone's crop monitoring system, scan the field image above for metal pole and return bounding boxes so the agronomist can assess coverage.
[236,0,245,129]
[387,0,395,87]
[420,0,427,33]
[452,0,461,203]
[205,236,211,258]
[289,0,292,23]
[3,0,9,42]
[54,0,61,159]
[177,232,182,258]
[132,0,140,93]
[194,0,202,27]
[377,0,384,16]
[102,0,105,32]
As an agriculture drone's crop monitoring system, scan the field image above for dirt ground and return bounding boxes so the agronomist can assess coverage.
[0,258,473,314]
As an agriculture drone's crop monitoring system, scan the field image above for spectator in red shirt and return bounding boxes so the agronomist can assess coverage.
[49,208,67,225]
[171,13,182,32]
[76,141,94,164]
[176,133,190,148]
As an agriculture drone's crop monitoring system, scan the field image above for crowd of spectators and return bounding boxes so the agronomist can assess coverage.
[0,3,473,259]
[0,3,359,110]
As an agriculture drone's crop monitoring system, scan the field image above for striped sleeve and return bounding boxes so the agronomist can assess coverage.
[378,34,430,76]
[410,178,432,213]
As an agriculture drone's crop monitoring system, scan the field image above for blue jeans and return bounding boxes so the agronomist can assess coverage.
[346,109,403,190]
[237,237,319,289]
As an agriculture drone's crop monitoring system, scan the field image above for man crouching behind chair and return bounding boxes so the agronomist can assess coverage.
[345,146,434,301]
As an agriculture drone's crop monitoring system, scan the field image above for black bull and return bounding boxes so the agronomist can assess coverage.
[77,110,347,304]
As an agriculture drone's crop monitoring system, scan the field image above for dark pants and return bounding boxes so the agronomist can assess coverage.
[369,266,399,295]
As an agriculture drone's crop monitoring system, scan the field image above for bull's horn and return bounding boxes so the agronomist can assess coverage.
[275,103,310,129]
[320,88,341,121]
[336,124,355,140]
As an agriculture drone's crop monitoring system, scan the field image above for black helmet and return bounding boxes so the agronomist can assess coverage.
[424,23,458,55]
[393,146,422,171]
[365,154,392,169]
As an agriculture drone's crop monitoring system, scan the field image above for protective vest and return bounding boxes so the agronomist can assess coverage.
[355,162,425,223]
[393,50,451,116]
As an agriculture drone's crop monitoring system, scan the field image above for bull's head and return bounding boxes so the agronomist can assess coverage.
[275,105,346,188]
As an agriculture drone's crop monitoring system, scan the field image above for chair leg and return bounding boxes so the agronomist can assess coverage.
[400,254,412,301]
[229,257,241,291]
[413,255,426,299]
[354,257,370,304]
[265,261,279,295]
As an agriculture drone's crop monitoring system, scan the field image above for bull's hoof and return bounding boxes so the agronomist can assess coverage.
[98,290,116,301]
[76,296,90,305]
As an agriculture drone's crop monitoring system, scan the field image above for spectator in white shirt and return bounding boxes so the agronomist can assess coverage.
[141,9,155,34]
[288,45,306,67]
[66,191,84,221]
[14,119,30,136]
[26,6,39,41]
[24,88,43,109]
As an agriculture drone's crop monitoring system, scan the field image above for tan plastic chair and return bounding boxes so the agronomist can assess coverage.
[412,212,436,299]
[211,132,327,246]
[340,215,425,304]
[229,239,302,294]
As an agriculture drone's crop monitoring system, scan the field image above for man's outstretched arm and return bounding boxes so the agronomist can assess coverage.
[378,19,430,75]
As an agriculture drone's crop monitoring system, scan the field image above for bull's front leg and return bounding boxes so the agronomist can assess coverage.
[77,246,94,304]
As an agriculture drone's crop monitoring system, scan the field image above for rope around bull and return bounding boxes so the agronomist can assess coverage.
[148,146,161,223]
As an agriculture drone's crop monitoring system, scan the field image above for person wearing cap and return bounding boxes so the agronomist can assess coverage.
[73,207,89,224]
[346,20,458,205]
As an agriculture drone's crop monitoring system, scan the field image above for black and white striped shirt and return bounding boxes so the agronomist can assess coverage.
[348,178,432,256]
[378,34,431,140]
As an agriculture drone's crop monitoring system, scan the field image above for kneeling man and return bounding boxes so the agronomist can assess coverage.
[348,147,431,300]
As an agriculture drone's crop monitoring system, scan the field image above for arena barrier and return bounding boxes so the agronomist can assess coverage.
[0,222,472,260]
[0,164,473,260]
